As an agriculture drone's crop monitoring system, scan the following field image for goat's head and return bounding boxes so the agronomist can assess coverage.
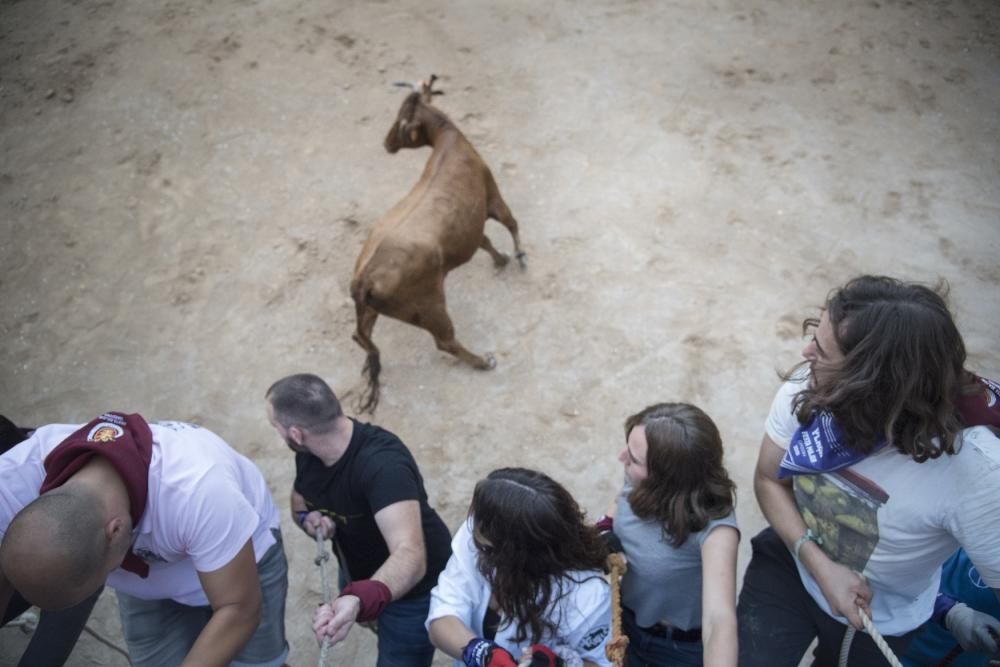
[383,74,444,154]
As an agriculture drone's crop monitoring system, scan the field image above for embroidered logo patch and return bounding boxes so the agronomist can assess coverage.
[134,547,167,564]
[580,625,609,650]
[87,422,124,442]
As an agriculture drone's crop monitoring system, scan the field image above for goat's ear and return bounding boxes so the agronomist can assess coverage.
[409,126,420,143]
[384,118,402,153]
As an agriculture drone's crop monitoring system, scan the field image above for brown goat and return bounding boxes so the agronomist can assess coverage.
[350,75,525,413]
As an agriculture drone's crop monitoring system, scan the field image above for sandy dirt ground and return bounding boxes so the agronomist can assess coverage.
[1,0,999,664]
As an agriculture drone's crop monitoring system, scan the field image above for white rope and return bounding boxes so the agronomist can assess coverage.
[838,608,903,667]
[315,526,333,667]
[82,624,132,663]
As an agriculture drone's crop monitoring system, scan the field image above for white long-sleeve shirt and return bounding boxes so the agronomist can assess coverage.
[427,519,612,666]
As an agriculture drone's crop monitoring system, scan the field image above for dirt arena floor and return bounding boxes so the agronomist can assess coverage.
[2,0,998,664]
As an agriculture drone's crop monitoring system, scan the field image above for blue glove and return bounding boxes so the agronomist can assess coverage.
[463,638,517,667]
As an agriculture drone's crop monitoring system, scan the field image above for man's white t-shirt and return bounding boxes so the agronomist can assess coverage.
[0,420,280,606]
[427,519,612,666]
[766,376,1000,635]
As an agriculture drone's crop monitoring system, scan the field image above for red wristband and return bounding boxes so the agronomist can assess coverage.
[595,515,613,533]
[339,579,392,622]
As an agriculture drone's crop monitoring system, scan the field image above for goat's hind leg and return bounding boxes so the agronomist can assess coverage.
[485,175,526,268]
[418,295,496,370]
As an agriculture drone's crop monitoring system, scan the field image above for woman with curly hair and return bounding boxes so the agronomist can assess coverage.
[737,275,1000,665]
[597,402,739,666]
[427,467,612,667]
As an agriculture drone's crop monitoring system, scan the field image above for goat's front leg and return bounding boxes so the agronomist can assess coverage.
[478,235,510,268]
[486,177,526,268]
[488,208,525,269]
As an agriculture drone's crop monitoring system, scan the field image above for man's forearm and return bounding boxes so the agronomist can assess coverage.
[371,544,425,600]
[180,602,260,667]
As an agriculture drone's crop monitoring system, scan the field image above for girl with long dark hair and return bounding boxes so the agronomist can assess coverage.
[427,467,612,667]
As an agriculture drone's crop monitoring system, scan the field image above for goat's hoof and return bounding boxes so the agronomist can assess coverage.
[481,354,497,370]
[494,253,511,268]
[515,251,527,269]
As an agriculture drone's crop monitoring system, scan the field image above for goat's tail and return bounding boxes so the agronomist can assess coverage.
[358,352,381,414]
[350,280,382,414]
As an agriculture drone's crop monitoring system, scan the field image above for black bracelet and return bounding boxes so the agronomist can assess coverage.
[295,510,309,527]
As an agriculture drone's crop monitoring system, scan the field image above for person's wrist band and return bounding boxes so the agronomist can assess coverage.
[793,528,823,560]
[339,579,392,622]
[595,514,614,533]
[462,638,496,667]
[295,510,309,527]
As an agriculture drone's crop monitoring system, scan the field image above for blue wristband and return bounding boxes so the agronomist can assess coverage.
[295,510,309,527]
[462,638,495,667]
[931,592,957,626]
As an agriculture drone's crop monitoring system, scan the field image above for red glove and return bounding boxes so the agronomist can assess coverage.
[339,579,392,622]
[525,644,565,667]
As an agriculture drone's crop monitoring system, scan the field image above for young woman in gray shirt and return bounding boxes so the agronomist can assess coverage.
[598,403,740,666]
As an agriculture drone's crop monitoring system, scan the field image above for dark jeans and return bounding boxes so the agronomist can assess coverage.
[376,593,436,667]
[737,527,913,666]
[622,605,703,666]
[2,585,103,667]
[337,569,435,667]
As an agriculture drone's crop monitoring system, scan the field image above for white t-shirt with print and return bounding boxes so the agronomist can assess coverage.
[427,519,612,666]
[766,376,1000,636]
[0,421,280,607]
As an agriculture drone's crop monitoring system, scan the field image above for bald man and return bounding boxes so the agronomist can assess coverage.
[0,416,104,667]
[0,413,289,667]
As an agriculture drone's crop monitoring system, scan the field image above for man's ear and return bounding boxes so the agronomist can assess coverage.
[289,425,305,446]
[105,516,128,544]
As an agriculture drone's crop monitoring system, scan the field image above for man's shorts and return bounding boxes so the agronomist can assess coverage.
[117,532,289,667]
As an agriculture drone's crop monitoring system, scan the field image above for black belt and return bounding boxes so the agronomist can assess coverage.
[624,606,702,642]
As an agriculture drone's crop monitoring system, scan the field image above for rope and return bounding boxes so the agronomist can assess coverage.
[837,608,902,667]
[315,526,333,667]
[82,624,132,663]
[604,553,629,667]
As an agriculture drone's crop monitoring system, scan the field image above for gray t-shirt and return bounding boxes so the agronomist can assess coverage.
[616,482,738,630]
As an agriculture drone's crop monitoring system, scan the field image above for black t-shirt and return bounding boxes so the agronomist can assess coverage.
[294,419,452,600]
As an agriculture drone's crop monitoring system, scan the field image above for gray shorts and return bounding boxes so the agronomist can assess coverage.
[117,532,289,667]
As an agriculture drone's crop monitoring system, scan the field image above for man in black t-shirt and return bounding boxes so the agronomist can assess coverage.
[265,374,452,666]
